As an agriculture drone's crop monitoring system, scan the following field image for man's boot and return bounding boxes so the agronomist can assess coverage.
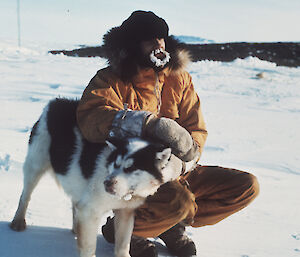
[101,217,158,257]
[158,222,196,257]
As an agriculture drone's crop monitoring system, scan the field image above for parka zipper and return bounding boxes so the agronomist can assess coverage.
[154,73,162,115]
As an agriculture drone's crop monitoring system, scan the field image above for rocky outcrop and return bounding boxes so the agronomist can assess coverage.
[50,42,300,67]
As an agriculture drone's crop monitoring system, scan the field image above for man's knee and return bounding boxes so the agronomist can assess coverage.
[246,173,260,200]
[133,180,197,237]
[137,180,196,217]
[167,180,197,224]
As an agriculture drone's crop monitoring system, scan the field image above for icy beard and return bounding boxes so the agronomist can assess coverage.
[149,48,171,68]
[137,47,171,71]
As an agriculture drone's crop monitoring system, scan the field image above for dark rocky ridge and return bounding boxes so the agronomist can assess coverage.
[50,42,300,67]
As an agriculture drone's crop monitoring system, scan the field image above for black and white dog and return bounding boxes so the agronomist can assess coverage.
[10,98,183,257]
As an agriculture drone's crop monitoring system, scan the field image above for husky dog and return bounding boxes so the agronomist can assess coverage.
[10,98,183,257]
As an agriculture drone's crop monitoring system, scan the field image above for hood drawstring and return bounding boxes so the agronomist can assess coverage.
[121,103,129,119]
[154,73,162,115]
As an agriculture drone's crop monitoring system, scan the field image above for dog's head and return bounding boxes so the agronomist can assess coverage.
[104,137,179,200]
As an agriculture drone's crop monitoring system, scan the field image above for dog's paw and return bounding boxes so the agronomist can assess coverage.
[10,218,27,231]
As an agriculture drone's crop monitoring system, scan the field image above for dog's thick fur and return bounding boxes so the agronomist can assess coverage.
[10,98,183,257]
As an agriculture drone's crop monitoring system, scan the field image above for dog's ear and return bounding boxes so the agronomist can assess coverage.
[156,148,171,160]
[155,148,172,169]
[155,148,172,170]
[106,140,117,150]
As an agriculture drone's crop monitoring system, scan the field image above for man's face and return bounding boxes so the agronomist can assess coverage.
[139,38,170,69]
[141,38,166,56]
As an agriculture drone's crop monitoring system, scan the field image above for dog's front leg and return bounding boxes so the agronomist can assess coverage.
[75,204,101,257]
[114,208,134,257]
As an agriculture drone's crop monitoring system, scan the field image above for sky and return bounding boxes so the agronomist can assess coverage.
[1,0,300,47]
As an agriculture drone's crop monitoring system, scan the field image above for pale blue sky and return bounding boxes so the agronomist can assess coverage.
[1,0,299,46]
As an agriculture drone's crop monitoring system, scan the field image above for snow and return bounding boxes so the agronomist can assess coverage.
[0,38,300,257]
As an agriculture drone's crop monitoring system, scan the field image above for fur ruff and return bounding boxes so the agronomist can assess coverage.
[102,28,191,80]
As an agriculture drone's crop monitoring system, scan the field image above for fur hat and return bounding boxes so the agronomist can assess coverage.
[119,11,169,43]
[102,11,190,80]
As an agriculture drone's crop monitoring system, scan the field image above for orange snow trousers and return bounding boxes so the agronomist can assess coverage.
[133,165,259,238]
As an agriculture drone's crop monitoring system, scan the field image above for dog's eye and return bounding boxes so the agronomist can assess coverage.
[124,166,134,173]
[124,158,134,169]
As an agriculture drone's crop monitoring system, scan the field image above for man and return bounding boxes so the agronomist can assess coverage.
[77,10,259,257]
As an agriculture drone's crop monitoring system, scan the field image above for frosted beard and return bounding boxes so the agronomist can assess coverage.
[149,48,171,68]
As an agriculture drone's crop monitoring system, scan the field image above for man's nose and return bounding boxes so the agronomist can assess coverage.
[154,38,163,48]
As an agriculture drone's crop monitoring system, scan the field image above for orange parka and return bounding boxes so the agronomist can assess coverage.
[77,65,208,155]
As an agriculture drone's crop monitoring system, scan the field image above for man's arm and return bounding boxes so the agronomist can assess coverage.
[76,73,124,143]
[176,71,208,156]
[77,70,204,162]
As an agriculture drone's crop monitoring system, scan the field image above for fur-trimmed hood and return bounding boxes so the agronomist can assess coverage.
[102,29,191,81]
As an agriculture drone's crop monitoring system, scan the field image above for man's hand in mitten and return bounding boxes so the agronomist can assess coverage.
[109,110,199,162]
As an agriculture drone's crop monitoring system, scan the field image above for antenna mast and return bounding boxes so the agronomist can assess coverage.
[17,0,21,47]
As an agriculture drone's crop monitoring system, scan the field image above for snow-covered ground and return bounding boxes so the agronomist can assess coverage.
[0,39,300,257]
